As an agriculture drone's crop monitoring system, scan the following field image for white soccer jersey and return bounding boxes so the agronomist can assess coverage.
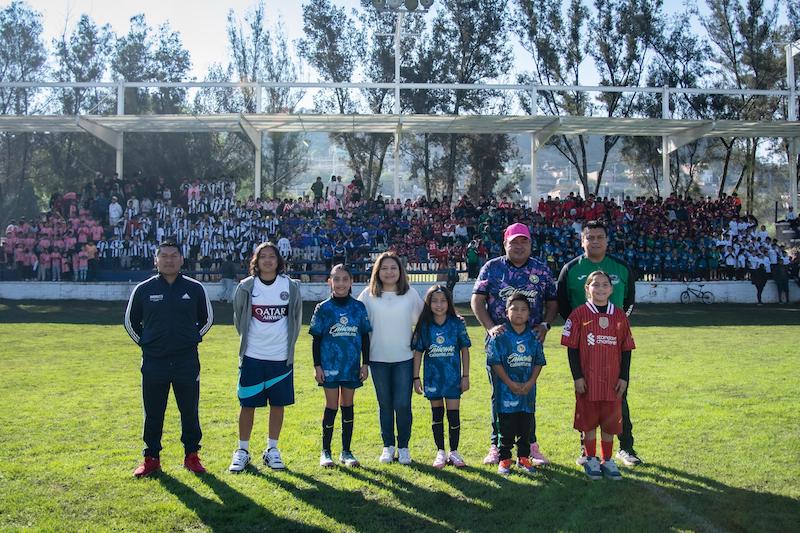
[244,275,290,361]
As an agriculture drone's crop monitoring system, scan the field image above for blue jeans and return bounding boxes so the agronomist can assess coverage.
[370,359,413,448]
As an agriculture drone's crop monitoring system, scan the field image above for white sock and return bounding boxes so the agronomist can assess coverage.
[268,438,278,450]
[239,440,249,451]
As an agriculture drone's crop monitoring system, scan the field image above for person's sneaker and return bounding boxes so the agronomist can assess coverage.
[379,446,395,464]
[263,447,286,470]
[339,450,360,467]
[448,450,466,468]
[497,458,513,475]
[133,456,161,478]
[529,442,550,465]
[397,447,412,465]
[583,456,602,480]
[320,450,334,468]
[482,444,500,465]
[601,459,623,481]
[517,456,537,474]
[575,454,588,466]
[229,448,251,473]
[432,449,448,469]
[616,449,643,467]
[184,452,206,474]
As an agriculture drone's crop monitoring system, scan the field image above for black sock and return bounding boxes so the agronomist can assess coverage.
[432,405,445,450]
[447,409,460,451]
[322,407,337,452]
[341,405,354,452]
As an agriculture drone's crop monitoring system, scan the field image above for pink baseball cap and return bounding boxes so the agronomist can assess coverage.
[503,223,531,243]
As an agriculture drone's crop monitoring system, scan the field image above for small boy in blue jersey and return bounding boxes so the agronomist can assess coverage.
[486,293,546,475]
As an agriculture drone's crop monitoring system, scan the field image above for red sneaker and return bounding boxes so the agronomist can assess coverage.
[133,456,161,478]
[184,452,206,474]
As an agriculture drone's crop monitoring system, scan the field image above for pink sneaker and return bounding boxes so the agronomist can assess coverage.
[529,442,550,465]
[482,444,500,465]
[432,450,447,469]
[448,450,466,468]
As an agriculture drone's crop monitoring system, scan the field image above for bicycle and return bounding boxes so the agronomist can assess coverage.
[680,283,714,304]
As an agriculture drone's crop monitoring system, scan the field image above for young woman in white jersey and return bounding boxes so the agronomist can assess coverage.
[229,242,303,472]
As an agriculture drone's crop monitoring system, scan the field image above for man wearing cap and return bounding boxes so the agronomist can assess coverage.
[556,219,642,467]
[471,222,558,466]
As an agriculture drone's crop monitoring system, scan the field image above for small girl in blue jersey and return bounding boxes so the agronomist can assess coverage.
[309,264,372,467]
[412,285,471,469]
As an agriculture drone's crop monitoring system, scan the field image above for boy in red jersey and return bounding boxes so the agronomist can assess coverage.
[561,271,634,481]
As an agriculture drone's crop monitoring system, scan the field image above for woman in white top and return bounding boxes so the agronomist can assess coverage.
[358,252,423,465]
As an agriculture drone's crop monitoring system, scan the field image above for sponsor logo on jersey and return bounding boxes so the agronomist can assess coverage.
[577,274,588,281]
[149,294,164,302]
[587,332,617,346]
[329,321,359,337]
[428,343,455,357]
[425,386,438,394]
[252,304,288,323]
[503,400,520,408]
[507,352,533,368]
[562,318,572,337]
[181,293,191,300]
[497,286,538,301]
[324,369,340,377]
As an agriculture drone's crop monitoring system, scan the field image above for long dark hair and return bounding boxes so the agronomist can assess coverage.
[411,285,458,347]
[249,242,285,278]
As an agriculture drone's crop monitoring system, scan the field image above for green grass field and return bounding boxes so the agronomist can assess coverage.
[0,300,798,532]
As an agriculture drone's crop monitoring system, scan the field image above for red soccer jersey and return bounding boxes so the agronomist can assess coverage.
[561,302,635,402]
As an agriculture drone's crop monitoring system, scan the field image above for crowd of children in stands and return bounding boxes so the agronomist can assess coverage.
[1,172,798,284]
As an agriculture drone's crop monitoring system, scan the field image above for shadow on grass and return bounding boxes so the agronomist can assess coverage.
[157,471,318,532]
[624,462,800,532]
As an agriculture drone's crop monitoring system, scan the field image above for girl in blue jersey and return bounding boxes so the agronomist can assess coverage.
[412,285,471,469]
[309,264,372,467]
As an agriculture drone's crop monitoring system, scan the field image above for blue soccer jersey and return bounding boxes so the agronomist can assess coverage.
[486,325,546,414]
[411,316,472,399]
[309,297,372,384]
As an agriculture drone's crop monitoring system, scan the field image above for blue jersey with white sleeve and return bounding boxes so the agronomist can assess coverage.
[309,296,372,384]
[411,316,471,399]
[486,324,546,413]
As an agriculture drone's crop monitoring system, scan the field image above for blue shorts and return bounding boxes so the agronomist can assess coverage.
[238,356,294,408]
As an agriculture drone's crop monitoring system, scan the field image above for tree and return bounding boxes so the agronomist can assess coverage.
[299,0,397,199]
[703,0,785,211]
[227,2,307,197]
[432,0,513,199]
[0,0,47,225]
[515,0,662,196]
[43,15,115,189]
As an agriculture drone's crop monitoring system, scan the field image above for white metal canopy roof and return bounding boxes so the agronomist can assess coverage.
[1,113,798,138]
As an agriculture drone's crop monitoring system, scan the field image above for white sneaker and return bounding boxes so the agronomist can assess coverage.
[263,447,286,470]
[320,450,334,468]
[379,446,395,464]
[448,450,466,468]
[397,447,412,465]
[432,449,447,469]
[229,448,250,473]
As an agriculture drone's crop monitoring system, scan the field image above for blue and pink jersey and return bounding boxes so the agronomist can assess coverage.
[472,256,557,327]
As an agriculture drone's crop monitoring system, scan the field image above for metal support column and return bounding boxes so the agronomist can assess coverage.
[393,11,404,200]
[529,87,538,207]
[116,83,125,179]
[661,86,670,197]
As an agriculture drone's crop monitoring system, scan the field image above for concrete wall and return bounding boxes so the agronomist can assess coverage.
[1,280,797,304]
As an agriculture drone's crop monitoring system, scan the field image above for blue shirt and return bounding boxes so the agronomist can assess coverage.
[486,324,546,413]
[411,316,471,399]
[309,297,372,383]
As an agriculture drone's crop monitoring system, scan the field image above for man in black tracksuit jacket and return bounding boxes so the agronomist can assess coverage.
[124,241,213,476]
